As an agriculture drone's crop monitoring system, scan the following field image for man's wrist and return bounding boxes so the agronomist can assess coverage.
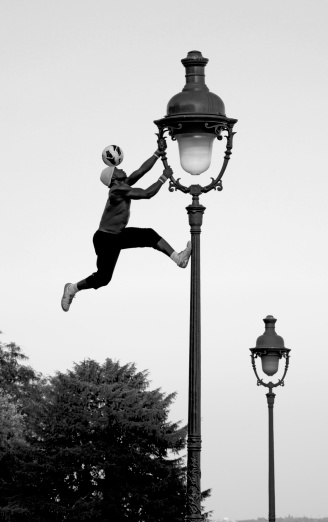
[158,174,168,184]
[153,151,160,159]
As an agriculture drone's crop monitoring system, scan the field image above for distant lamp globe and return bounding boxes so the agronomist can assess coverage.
[261,353,280,376]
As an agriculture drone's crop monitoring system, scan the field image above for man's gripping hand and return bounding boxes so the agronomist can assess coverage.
[155,148,166,157]
[156,136,167,155]
[158,166,173,185]
[163,166,173,180]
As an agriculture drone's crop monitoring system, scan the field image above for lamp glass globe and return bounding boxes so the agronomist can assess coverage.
[176,133,215,175]
[261,354,280,376]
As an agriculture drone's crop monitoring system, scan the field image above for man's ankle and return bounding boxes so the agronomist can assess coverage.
[69,283,79,295]
[170,251,179,264]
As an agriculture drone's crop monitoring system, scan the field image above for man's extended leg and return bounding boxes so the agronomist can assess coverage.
[119,228,192,268]
[156,238,174,256]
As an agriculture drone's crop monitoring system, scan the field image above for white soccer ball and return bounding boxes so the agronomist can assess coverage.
[102,145,124,167]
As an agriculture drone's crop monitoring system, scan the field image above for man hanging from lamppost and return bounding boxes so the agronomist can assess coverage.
[61,144,192,312]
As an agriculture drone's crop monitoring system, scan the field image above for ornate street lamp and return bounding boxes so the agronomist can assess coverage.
[250,315,291,522]
[154,50,237,521]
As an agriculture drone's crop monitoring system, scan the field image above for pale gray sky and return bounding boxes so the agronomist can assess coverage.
[1,0,328,519]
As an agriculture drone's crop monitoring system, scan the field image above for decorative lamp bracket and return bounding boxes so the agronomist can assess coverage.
[155,117,237,196]
[250,352,291,389]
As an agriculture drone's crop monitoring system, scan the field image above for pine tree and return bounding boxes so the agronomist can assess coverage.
[35,358,188,521]
[0,351,191,521]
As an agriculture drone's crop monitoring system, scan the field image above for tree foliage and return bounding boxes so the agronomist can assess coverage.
[35,359,188,521]
[0,336,211,521]
[0,392,25,451]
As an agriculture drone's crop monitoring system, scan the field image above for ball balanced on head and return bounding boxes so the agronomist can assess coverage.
[100,145,124,187]
[102,145,124,167]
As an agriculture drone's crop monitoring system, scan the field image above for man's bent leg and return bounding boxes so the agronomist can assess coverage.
[61,232,121,311]
[76,279,91,290]
[84,233,121,289]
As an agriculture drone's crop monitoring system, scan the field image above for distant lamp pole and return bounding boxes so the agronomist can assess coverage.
[154,51,237,521]
[250,315,291,522]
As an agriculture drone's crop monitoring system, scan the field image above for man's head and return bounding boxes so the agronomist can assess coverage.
[100,166,115,187]
[110,167,127,186]
[100,166,128,187]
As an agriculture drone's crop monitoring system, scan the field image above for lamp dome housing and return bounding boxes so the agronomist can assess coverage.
[166,51,226,117]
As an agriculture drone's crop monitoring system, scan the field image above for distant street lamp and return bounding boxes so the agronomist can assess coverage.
[154,51,237,521]
[250,315,291,522]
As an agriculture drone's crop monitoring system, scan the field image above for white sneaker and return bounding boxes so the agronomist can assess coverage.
[177,241,192,268]
[61,283,76,312]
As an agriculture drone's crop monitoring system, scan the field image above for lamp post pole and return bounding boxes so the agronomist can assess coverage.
[267,387,276,522]
[154,51,237,520]
[250,316,291,522]
[186,193,205,520]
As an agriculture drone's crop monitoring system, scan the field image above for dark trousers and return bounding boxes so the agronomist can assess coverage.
[85,228,162,289]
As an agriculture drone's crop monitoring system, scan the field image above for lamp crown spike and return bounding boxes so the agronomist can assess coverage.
[181,50,209,68]
[256,315,285,349]
[263,315,277,328]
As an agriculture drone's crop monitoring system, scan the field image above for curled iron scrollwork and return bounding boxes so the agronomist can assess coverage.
[167,124,182,141]
[250,353,290,389]
[155,122,236,196]
[168,178,189,193]
[204,122,224,138]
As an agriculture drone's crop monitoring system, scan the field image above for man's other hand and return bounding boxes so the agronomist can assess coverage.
[157,136,167,154]
[163,166,173,179]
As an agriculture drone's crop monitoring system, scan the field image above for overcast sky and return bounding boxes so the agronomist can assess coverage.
[1,0,328,519]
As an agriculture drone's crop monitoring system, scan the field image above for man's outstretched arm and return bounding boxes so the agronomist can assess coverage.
[127,149,164,186]
[115,167,173,199]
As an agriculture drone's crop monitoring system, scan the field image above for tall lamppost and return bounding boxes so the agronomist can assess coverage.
[250,315,291,522]
[154,50,237,521]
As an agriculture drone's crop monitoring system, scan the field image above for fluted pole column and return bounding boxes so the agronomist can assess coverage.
[266,387,276,522]
[185,191,205,522]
